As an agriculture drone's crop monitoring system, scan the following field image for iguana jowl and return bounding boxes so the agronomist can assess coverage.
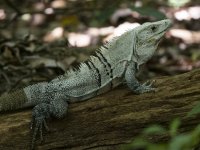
[0,19,172,149]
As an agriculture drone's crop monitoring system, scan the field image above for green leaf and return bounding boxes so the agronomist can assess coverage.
[169,118,181,137]
[169,134,192,150]
[187,101,200,118]
[142,124,167,135]
[189,124,200,146]
[148,143,167,150]
[90,8,115,27]
[131,7,166,20]
[122,137,149,150]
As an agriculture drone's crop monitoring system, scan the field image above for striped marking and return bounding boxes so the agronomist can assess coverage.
[102,44,108,49]
[88,60,101,88]
[85,61,92,70]
[95,52,107,69]
[96,51,113,88]
[97,52,113,78]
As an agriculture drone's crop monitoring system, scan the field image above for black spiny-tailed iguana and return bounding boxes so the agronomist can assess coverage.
[0,19,172,149]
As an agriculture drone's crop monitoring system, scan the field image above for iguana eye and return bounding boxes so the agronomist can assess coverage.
[151,26,156,32]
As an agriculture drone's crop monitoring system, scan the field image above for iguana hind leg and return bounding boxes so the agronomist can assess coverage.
[31,93,68,149]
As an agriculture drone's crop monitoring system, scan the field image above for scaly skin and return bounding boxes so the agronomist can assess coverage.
[0,89,28,111]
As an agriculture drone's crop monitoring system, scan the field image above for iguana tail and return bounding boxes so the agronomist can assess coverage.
[0,89,28,111]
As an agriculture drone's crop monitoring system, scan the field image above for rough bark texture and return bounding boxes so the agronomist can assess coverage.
[0,69,200,150]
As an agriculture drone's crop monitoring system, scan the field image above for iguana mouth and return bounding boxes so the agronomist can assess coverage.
[157,27,169,35]
[157,20,172,35]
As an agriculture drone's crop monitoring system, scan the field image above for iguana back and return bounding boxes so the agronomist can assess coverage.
[42,30,136,101]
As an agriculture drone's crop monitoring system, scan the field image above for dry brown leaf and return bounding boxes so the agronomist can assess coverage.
[26,57,66,71]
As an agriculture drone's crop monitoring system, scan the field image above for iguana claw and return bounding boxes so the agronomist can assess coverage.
[30,103,50,149]
[143,80,155,87]
[135,80,156,94]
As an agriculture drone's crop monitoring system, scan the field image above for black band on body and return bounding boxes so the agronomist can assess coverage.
[97,52,113,79]
[85,61,92,70]
[88,60,101,87]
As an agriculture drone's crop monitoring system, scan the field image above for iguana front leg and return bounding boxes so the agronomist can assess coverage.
[31,93,68,149]
[125,61,155,94]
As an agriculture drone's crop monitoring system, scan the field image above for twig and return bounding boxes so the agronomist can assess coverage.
[0,70,11,85]
[4,0,22,15]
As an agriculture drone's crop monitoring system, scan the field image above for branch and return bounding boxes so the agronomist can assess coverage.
[0,69,200,149]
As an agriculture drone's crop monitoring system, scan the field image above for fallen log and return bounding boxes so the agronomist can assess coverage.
[0,69,200,150]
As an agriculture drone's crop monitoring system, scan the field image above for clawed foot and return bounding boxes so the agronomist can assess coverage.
[30,103,50,150]
[134,80,156,94]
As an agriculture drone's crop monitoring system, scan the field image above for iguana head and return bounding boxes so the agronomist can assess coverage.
[133,19,172,65]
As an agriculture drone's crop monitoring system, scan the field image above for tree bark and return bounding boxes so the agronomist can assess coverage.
[0,69,200,150]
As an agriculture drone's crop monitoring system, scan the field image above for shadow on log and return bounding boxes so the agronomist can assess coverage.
[0,69,200,150]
